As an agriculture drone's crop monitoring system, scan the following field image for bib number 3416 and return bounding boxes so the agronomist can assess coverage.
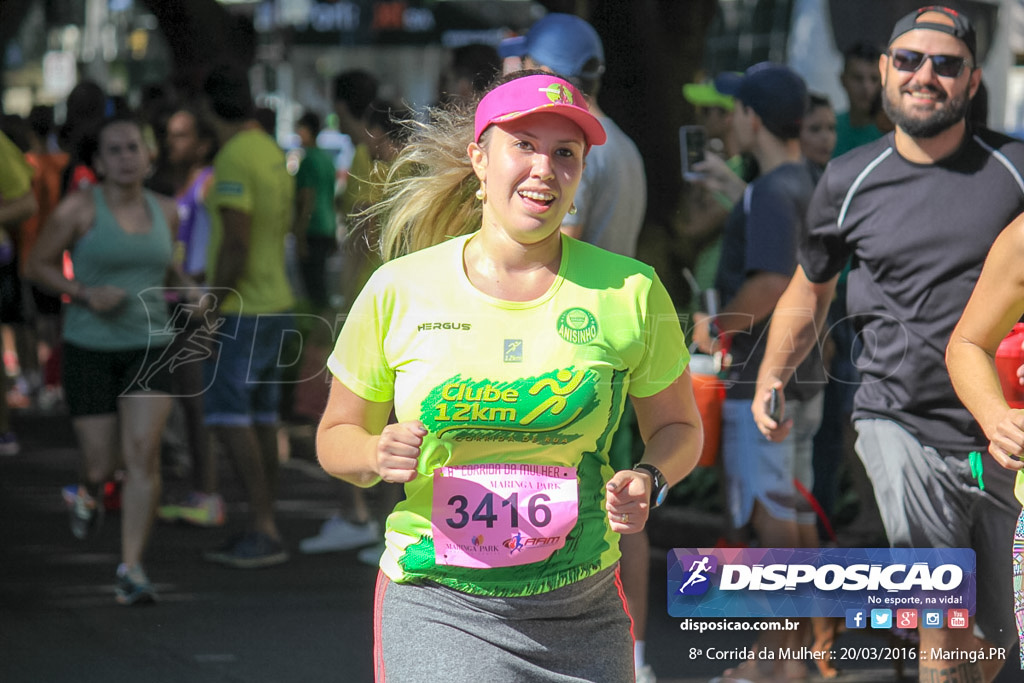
[431,464,578,569]
[444,491,553,529]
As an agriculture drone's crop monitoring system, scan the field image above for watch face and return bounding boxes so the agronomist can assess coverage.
[655,486,669,507]
[635,464,666,507]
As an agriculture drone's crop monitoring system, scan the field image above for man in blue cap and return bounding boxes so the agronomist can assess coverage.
[499,13,646,259]
[693,61,826,683]
[501,13,654,683]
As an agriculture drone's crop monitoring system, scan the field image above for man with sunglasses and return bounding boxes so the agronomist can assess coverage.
[749,7,1023,682]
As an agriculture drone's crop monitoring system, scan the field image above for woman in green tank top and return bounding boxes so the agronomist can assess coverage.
[26,113,180,606]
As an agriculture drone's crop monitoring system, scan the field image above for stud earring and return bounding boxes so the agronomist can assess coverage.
[475,186,485,201]
[568,203,578,215]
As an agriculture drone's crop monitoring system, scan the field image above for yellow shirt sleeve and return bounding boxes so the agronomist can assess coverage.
[0,132,32,201]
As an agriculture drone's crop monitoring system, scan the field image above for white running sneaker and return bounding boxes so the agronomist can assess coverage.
[635,664,657,683]
[299,516,380,554]
[357,541,386,567]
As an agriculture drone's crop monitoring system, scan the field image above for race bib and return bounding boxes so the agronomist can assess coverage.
[431,463,578,568]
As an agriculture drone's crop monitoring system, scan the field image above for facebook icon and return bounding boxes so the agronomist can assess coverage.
[845,609,866,629]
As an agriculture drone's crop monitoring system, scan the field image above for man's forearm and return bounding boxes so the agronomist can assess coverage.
[756,268,836,388]
[293,189,314,240]
[212,207,252,296]
[0,193,37,227]
[211,248,246,293]
[717,271,790,333]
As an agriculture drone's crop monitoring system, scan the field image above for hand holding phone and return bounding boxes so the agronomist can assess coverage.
[680,125,707,181]
[767,387,784,423]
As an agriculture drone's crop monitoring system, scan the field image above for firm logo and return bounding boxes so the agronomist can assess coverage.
[556,307,598,344]
[845,609,866,629]
[421,368,599,440]
[678,555,717,596]
[540,82,574,105]
[418,322,471,332]
[502,533,561,556]
[504,339,523,363]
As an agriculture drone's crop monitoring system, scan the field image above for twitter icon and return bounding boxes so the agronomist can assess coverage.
[870,609,892,629]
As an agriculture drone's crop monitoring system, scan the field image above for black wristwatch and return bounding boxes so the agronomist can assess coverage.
[632,463,669,509]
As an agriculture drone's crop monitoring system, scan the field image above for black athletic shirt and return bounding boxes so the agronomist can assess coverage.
[716,161,826,402]
[800,126,1024,452]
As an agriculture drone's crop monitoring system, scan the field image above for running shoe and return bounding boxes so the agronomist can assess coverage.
[115,564,157,606]
[299,516,379,554]
[103,477,122,512]
[357,541,386,567]
[158,492,226,527]
[636,664,657,683]
[204,532,289,569]
[64,486,102,540]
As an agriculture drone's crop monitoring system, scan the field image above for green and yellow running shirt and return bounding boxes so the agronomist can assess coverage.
[328,233,688,596]
[206,128,295,315]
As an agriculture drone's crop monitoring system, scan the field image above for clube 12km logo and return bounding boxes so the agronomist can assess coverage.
[667,548,976,618]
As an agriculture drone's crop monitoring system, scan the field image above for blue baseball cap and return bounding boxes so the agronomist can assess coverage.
[715,62,807,140]
[499,13,605,81]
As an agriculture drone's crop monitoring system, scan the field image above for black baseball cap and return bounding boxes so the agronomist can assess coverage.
[889,6,976,59]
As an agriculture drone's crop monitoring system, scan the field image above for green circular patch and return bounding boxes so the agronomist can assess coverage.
[557,307,598,344]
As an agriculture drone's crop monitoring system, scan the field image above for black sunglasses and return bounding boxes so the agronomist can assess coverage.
[888,48,970,78]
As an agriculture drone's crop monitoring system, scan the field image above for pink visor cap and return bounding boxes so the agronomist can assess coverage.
[473,75,606,147]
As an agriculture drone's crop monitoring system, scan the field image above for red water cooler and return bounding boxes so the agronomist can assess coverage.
[995,322,1024,408]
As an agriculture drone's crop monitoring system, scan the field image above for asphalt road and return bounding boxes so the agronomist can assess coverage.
[1,410,1018,682]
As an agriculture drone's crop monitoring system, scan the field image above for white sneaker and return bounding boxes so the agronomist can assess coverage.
[357,541,386,567]
[299,516,380,554]
[636,664,657,683]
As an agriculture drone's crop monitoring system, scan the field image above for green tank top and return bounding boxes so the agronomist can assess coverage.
[64,187,173,350]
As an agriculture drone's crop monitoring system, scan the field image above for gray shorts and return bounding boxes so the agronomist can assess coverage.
[855,418,1018,648]
[722,394,823,528]
[374,566,633,682]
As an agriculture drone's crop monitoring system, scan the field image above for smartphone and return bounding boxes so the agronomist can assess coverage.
[767,387,784,423]
[680,125,707,181]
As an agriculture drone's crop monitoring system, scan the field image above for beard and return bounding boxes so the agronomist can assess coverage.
[882,85,971,138]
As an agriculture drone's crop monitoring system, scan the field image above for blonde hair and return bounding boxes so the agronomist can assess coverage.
[365,102,483,262]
